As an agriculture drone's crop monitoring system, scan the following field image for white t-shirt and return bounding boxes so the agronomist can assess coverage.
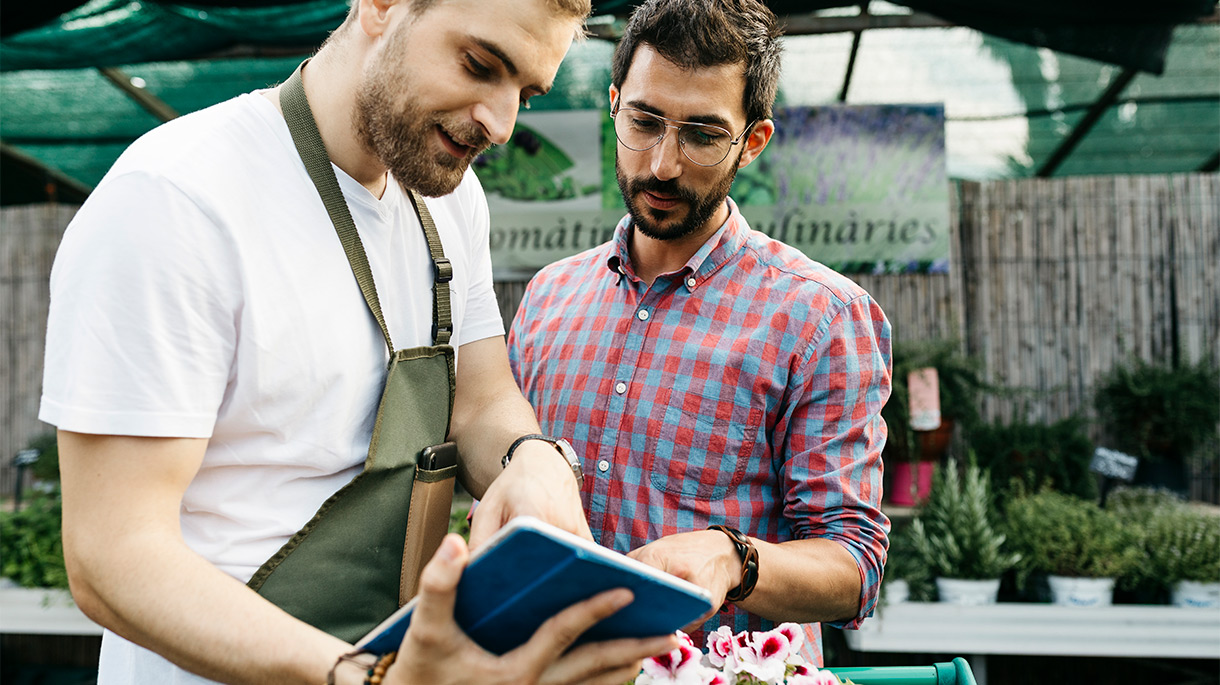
[39,92,504,683]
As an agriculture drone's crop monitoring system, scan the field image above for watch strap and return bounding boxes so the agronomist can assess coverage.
[709,524,759,603]
[501,434,583,485]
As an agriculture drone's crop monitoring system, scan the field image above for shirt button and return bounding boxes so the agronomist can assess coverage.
[637,309,649,321]
[686,277,697,288]
[598,459,610,472]
[615,382,627,394]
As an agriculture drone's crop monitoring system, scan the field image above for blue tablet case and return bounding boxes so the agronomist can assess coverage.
[356,516,713,655]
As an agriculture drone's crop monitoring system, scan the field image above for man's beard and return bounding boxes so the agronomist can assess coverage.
[353,31,490,197]
[615,152,739,242]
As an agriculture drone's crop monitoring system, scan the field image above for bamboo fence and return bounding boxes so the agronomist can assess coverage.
[1,204,75,499]
[1,174,1216,499]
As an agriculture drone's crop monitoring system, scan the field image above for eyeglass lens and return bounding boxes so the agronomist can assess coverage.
[613,109,734,167]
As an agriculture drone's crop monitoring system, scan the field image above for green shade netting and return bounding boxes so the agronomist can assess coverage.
[1,0,347,71]
[0,3,1215,201]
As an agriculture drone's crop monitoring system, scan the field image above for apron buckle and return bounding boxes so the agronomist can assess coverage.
[432,321,453,342]
[433,258,454,283]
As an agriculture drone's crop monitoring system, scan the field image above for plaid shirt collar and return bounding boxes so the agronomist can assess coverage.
[605,197,750,287]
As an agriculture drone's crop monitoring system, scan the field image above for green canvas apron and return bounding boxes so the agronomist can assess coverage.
[246,64,458,644]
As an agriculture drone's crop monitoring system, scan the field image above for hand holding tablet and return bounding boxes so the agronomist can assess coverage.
[357,516,714,656]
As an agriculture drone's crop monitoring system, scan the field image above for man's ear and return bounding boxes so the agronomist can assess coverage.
[737,119,774,170]
[357,0,400,38]
[608,84,619,111]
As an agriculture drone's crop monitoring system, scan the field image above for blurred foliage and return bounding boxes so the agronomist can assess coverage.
[1106,485,1186,516]
[907,458,1020,580]
[1094,357,1220,462]
[1138,507,1220,585]
[1109,488,1220,589]
[0,487,68,589]
[474,124,597,202]
[1005,490,1142,588]
[885,521,934,602]
[26,432,60,482]
[448,499,471,543]
[971,415,1096,510]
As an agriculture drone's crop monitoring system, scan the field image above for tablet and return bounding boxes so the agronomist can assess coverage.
[355,516,714,655]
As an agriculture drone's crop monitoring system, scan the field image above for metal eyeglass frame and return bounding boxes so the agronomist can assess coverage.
[610,100,756,167]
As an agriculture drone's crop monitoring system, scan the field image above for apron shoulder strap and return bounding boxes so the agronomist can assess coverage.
[408,192,452,346]
[280,63,454,350]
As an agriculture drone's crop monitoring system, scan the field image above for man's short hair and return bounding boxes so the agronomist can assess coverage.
[611,0,783,123]
[334,0,591,37]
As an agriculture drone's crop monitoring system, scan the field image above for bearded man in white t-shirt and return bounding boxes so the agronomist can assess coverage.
[38,0,678,683]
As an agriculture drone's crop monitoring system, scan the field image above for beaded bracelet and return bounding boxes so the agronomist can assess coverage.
[365,651,397,685]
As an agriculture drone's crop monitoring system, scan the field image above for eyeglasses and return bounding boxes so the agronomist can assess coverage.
[611,102,755,167]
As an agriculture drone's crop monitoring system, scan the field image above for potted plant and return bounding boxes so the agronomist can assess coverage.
[970,415,1096,511]
[906,457,1019,604]
[1005,490,1141,607]
[882,522,933,604]
[884,338,986,506]
[1139,507,1220,608]
[1094,357,1219,495]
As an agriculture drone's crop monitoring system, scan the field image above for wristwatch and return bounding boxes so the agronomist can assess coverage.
[501,434,583,486]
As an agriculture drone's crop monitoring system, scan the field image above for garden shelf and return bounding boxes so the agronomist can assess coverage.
[849,601,1220,659]
[841,601,1220,685]
[0,587,101,636]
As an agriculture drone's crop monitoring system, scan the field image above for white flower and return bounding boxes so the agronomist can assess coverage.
[788,668,841,685]
[639,627,831,685]
[735,628,793,684]
[705,626,738,669]
[775,622,805,659]
[639,639,707,685]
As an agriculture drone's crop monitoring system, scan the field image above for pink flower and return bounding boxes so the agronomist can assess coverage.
[636,626,831,685]
[638,642,706,685]
[705,626,738,669]
[788,670,841,685]
[776,622,805,656]
[735,629,792,684]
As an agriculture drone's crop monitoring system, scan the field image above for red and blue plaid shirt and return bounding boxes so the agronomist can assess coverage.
[508,199,891,664]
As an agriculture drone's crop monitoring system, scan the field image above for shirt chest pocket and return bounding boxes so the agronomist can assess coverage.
[644,388,765,501]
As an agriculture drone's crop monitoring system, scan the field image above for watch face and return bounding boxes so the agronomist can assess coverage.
[552,438,583,484]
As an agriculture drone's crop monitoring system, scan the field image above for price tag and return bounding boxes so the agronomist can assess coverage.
[1089,447,1139,482]
[908,367,941,431]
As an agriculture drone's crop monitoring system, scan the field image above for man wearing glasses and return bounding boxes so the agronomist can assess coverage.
[508,0,892,666]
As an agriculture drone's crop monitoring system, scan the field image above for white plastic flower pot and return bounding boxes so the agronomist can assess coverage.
[1047,575,1115,607]
[1172,580,1220,608]
[884,578,910,604]
[935,577,1000,605]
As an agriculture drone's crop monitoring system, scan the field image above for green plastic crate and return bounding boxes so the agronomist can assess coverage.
[826,657,977,685]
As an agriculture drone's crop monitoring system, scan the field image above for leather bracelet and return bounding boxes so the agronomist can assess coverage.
[709,525,759,603]
[501,434,583,485]
[326,650,371,685]
[501,433,548,467]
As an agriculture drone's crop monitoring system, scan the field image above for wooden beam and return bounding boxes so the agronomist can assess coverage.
[783,11,952,36]
[1036,67,1138,178]
[98,67,179,123]
[0,140,94,202]
[586,10,952,41]
[838,2,870,103]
